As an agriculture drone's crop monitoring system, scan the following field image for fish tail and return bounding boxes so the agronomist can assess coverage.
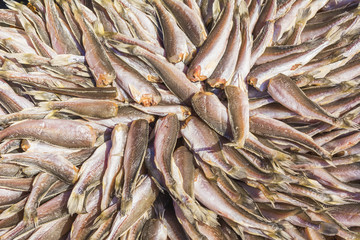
[92,211,113,230]
[237,0,249,19]
[67,189,86,215]
[266,227,290,240]
[171,185,219,227]
[226,166,247,180]
[337,116,360,131]
[318,222,339,236]
[3,0,21,10]
[120,198,132,215]
[325,25,342,43]
[38,101,52,110]
[23,209,37,226]
[114,170,123,197]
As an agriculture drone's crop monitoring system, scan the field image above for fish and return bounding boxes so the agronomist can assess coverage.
[107,50,162,106]
[194,169,282,237]
[225,84,249,148]
[151,0,195,64]
[70,187,102,240]
[207,7,242,88]
[101,123,128,210]
[1,152,79,184]
[267,74,353,128]
[0,119,97,148]
[187,0,234,81]
[68,141,111,214]
[162,0,207,47]
[107,175,158,239]
[40,98,118,118]
[44,0,81,55]
[181,116,245,179]
[0,190,71,240]
[23,173,58,225]
[71,0,116,86]
[124,45,201,105]
[141,219,168,240]
[249,114,331,159]
[121,119,149,213]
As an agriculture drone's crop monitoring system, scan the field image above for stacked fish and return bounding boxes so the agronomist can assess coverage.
[0,0,360,239]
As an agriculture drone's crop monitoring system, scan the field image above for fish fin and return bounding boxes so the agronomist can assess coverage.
[37,101,52,110]
[336,117,360,130]
[92,209,115,229]
[50,54,85,66]
[23,207,37,227]
[169,184,219,227]
[226,166,247,180]
[318,222,338,236]
[120,198,133,215]
[114,168,123,196]
[325,25,342,44]
[150,176,166,193]
[67,189,86,215]
[153,198,165,219]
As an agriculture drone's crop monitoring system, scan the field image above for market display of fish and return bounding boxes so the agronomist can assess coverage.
[0,0,359,239]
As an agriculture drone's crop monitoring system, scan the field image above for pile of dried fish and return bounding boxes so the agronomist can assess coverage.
[0,0,360,239]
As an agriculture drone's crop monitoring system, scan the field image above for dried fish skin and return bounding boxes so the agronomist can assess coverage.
[0,119,97,148]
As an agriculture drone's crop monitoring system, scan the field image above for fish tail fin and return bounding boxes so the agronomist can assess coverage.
[120,198,132,215]
[23,209,37,227]
[4,0,21,10]
[226,166,247,180]
[318,222,338,236]
[114,169,123,197]
[92,210,114,229]
[237,0,249,19]
[335,117,359,130]
[325,25,342,44]
[170,184,219,227]
[67,189,86,215]
[295,7,311,27]
[37,101,52,110]
[266,227,290,240]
